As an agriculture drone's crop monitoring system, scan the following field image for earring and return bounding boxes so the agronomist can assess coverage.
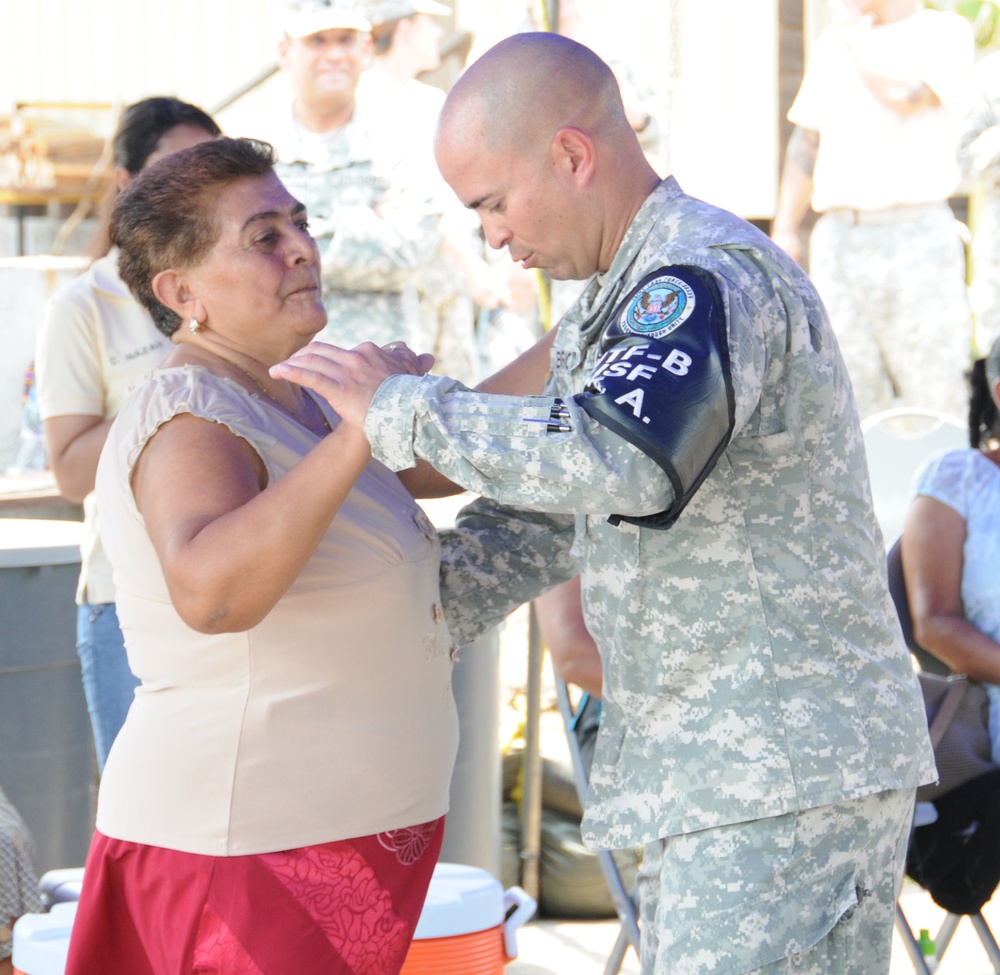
[189,318,202,334]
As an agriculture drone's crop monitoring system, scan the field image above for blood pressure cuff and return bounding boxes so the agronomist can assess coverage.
[575,265,735,530]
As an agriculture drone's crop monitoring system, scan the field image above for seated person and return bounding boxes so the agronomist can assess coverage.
[903,333,1000,764]
[0,784,41,975]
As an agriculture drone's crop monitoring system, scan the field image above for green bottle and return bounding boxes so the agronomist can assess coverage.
[918,928,937,971]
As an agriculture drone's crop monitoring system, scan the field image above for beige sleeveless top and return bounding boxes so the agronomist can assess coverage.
[95,366,458,856]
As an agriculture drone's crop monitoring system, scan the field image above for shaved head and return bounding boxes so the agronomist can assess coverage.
[437,32,630,159]
[434,32,660,279]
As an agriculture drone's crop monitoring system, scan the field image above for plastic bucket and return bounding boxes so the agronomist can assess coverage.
[11,901,76,975]
[400,862,536,975]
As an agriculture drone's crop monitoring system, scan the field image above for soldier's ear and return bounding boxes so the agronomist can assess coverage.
[552,127,595,187]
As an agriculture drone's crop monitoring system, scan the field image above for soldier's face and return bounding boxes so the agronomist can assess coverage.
[279,29,372,107]
[436,129,598,281]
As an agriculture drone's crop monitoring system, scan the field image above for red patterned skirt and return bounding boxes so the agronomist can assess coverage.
[64,818,444,975]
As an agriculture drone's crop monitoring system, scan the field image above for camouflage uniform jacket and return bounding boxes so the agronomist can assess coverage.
[270,103,443,349]
[366,178,937,850]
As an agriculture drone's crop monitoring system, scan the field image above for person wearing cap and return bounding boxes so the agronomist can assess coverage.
[263,0,444,353]
[771,0,975,420]
[356,0,528,386]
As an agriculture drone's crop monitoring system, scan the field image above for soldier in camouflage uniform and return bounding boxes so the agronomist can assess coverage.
[275,34,937,974]
[266,0,443,350]
[772,0,975,420]
[960,48,1000,355]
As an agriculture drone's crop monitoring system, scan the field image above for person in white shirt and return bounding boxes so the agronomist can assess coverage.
[772,0,975,419]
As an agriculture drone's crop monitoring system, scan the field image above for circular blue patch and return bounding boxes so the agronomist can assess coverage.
[624,276,696,338]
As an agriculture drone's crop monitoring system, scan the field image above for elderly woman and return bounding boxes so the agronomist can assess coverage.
[64,137,459,975]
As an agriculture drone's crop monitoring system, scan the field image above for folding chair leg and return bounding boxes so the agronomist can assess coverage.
[895,905,933,975]
[603,924,634,975]
[971,913,1000,973]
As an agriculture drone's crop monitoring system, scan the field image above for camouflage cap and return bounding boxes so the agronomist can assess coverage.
[281,0,372,37]
[362,0,450,27]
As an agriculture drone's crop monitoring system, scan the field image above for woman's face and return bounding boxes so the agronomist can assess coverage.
[182,172,326,354]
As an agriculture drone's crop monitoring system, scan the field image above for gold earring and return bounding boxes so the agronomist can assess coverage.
[189,318,202,334]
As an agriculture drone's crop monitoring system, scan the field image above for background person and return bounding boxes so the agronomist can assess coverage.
[771,0,975,419]
[902,334,1000,764]
[275,32,935,974]
[34,96,220,771]
[959,47,1000,354]
[263,0,444,353]
[64,137,455,975]
[0,784,41,975]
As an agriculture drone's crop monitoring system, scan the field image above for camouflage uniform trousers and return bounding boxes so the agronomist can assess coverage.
[637,788,914,975]
[808,205,972,421]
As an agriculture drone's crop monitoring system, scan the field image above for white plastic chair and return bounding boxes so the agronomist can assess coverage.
[861,408,967,549]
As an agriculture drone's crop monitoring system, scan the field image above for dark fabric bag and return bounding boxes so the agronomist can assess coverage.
[907,767,1000,915]
[906,672,1000,914]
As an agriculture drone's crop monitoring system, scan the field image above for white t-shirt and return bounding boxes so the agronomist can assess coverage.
[788,10,974,212]
[34,252,170,604]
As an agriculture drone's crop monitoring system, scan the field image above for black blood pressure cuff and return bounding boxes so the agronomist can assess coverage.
[575,265,735,530]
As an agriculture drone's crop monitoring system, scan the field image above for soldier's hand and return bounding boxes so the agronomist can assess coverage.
[271,341,434,430]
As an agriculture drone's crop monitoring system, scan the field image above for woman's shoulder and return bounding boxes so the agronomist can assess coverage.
[915,447,1000,507]
[116,366,275,459]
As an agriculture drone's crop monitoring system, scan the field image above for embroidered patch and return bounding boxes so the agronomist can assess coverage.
[618,273,696,339]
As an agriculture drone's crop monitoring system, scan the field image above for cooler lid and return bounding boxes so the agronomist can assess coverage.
[11,902,77,975]
[413,862,504,939]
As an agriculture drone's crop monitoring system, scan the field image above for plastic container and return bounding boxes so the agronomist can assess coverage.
[400,862,536,975]
[38,867,85,907]
[11,901,77,975]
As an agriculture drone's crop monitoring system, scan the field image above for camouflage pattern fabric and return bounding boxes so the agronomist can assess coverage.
[959,51,1000,354]
[0,784,41,961]
[268,104,443,350]
[638,789,913,975]
[366,177,936,967]
[808,205,973,420]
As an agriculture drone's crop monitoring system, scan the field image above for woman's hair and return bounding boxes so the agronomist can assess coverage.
[111,137,277,337]
[87,97,221,261]
[113,96,221,175]
[968,335,1000,449]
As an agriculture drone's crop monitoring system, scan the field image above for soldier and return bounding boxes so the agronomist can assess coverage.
[275,33,936,974]
[960,47,1000,354]
[266,0,443,349]
[771,0,975,420]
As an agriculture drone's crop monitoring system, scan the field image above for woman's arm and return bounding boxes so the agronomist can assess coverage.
[902,494,1000,681]
[131,413,371,634]
[43,414,112,503]
[534,576,603,698]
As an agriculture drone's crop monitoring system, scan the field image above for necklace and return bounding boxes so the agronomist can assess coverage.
[226,359,332,437]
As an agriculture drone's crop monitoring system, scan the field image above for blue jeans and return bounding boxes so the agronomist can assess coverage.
[76,602,139,772]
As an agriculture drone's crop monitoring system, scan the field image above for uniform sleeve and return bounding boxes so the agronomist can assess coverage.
[438,498,577,647]
[314,159,443,293]
[366,373,675,518]
[35,281,106,420]
[365,258,768,522]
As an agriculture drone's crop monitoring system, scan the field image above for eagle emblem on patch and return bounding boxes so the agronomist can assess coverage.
[619,274,696,339]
